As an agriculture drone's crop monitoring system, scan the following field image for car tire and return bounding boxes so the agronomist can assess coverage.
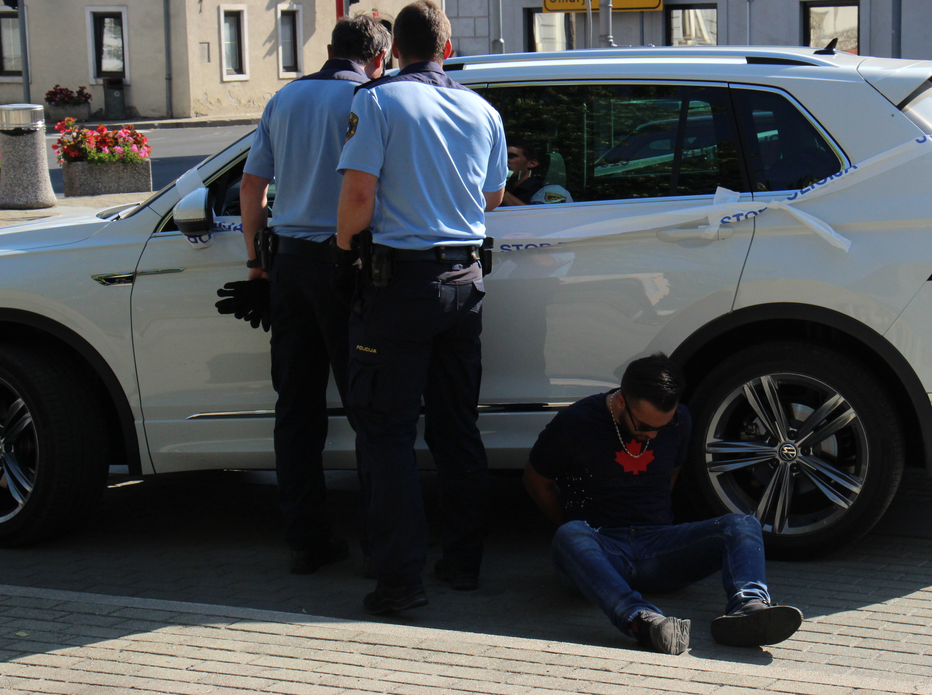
[0,343,110,547]
[686,341,904,559]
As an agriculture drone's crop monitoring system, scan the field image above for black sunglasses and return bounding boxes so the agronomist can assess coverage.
[619,393,680,433]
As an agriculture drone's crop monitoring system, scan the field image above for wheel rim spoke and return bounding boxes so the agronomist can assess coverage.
[799,454,862,496]
[743,377,789,441]
[756,462,793,533]
[0,451,31,505]
[706,440,775,455]
[708,454,777,473]
[795,401,857,448]
[1,399,32,444]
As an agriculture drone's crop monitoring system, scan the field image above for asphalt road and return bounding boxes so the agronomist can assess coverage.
[44,125,256,195]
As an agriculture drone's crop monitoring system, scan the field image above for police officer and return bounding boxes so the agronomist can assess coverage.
[336,0,508,614]
[240,16,390,575]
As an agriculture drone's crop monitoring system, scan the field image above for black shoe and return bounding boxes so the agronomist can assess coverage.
[632,610,691,655]
[363,583,429,615]
[290,537,349,575]
[711,600,803,647]
[434,558,479,591]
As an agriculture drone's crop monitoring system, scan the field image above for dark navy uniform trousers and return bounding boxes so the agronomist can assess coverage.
[269,252,361,552]
[347,259,490,586]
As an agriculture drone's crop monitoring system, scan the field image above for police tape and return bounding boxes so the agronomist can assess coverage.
[493,135,932,255]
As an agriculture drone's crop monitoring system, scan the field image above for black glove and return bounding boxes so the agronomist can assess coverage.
[215,279,271,332]
[330,236,360,301]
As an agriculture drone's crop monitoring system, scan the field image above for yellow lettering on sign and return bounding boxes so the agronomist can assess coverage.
[542,0,662,12]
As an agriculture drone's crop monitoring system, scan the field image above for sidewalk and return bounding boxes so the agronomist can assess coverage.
[2,470,932,694]
[70,113,262,130]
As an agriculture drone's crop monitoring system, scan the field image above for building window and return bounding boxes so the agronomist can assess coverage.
[803,2,858,54]
[667,5,718,46]
[85,6,129,83]
[0,11,21,76]
[93,13,125,77]
[219,5,249,81]
[277,4,303,77]
[525,9,576,52]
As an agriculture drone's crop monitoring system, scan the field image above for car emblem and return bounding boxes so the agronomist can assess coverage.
[778,443,799,461]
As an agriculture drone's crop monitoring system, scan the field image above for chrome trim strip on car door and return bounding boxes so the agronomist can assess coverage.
[184,402,576,421]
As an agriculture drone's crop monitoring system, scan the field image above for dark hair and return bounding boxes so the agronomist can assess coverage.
[621,352,685,412]
[510,140,539,163]
[393,0,451,63]
[331,15,391,64]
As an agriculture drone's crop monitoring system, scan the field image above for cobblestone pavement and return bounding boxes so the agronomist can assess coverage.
[1,469,931,694]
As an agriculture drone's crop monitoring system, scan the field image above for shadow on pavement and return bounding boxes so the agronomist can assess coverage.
[1,466,931,666]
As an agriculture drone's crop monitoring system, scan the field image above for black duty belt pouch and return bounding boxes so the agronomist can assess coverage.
[480,237,494,276]
[371,244,394,288]
[254,226,273,272]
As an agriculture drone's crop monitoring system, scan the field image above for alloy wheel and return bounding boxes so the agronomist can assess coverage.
[703,372,868,536]
[0,377,38,524]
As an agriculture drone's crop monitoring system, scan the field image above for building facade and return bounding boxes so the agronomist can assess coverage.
[455,0,932,61]
[0,0,407,119]
[1,1,929,119]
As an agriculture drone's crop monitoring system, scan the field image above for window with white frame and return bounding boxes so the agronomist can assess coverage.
[219,4,249,81]
[85,6,129,83]
[0,10,21,76]
[277,4,303,77]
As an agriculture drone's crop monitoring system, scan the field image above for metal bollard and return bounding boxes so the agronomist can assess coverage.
[0,104,57,210]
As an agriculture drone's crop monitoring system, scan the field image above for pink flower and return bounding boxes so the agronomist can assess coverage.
[114,146,123,154]
[131,144,138,152]
[101,146,109,154]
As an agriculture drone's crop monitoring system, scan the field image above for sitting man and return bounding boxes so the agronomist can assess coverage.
[523,353,802,655]
[502,141,573,206]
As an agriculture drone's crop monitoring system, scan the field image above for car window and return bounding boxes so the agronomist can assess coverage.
[481,82,744,203]
[732,88,842,192]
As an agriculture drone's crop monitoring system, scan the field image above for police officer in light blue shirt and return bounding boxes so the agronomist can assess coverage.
[336,0,508,615]
[240,15,390,577]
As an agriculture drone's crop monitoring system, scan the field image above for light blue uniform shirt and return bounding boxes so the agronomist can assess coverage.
[245,59,367,242]
[338,62,508,250]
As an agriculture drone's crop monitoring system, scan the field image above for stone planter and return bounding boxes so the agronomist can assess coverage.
[62,159,152,197]
[45,102,92,126]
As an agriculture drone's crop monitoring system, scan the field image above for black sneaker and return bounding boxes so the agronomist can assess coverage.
[711,600,803,647]
[290,537,349,575]
[363,583,429,615]
[632,610,691,655]
[434,558,479,591]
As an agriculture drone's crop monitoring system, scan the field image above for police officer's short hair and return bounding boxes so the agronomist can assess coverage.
[331,15,391,65]
[394,1,451,63]
[621,353,685,412]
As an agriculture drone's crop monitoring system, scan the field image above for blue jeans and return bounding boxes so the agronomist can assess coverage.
[551,514,771,638]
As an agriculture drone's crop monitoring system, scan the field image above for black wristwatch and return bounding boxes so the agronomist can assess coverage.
[246,258,262,269]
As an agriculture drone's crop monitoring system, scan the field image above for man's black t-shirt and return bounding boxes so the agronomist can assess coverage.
[529,392,692,528]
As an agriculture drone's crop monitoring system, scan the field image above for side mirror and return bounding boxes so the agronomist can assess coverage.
[174,187,213,236]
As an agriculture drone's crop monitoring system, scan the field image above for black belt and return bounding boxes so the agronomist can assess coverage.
[272,233,332,262]
[386,245,479,262]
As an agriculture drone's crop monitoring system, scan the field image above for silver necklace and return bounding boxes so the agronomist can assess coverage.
[607,390,652,459]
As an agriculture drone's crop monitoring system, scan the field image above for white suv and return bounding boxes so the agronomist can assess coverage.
[3,46,932,558]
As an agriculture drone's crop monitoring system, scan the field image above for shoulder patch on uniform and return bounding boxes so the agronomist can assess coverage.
[544,192,567,204]
[345,112,359,142]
